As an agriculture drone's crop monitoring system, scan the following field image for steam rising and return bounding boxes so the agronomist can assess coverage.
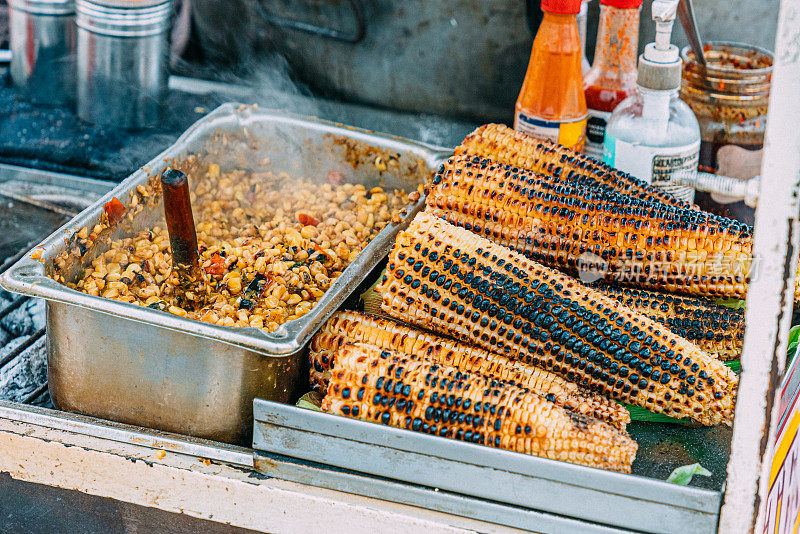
[172,52,319,117]
[174,51,474,148]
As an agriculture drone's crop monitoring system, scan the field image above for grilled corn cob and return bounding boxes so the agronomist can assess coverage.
[377,213,738,426]
[310,310,630,429]
[595,285,744,361]
[425,154,753,300]
[457,123,694,210]
[324,343,638,472]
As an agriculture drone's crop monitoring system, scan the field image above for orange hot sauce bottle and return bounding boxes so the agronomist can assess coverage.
[582,0,642,159]
[514,0,587,151]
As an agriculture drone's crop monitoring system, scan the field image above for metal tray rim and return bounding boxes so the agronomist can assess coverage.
[253,398,723,513]
[0,103,451,356]
[0,163,115,197]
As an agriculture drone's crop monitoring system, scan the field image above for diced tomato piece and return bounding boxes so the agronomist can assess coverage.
[259,275,274,296]
[205,264,226,276]
[326,170,343,186]
[104,197,126,224]
[298,213,319,227]
[205,253,227,276]
[246,184,257,204]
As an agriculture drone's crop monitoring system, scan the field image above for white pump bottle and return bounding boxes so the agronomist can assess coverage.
[602,0,700,202]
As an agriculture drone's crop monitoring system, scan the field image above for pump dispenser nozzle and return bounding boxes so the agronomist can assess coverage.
[651,0,679,54]
[637,0,682,90]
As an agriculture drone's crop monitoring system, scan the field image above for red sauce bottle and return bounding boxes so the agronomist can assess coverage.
[582,0,642,159]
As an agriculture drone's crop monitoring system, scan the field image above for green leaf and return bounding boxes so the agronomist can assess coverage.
[714,298,746,310]
[296,391,324,412]
[788,342,799,367]
[360,268,387,316]
[624,404,689,424]
[725,360,742,373]
[667,463,712,485]
[789,325,800,346]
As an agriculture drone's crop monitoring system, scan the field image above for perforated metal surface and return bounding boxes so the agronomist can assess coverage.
[0,207,56,406]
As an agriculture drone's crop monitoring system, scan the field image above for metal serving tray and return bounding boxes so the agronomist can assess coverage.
[253,400,723,534]
[0,163,113,262]
[0,104,449,444]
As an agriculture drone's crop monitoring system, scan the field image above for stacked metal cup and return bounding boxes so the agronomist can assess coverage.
[76,0,172,130]
[8,0,77,106]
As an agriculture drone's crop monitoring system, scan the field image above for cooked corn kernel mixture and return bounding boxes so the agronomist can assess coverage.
[68,163,410,332]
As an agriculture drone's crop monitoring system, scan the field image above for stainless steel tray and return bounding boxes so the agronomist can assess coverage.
[253,399,724,534]
[0,164,113,263]
[0,104,449,443]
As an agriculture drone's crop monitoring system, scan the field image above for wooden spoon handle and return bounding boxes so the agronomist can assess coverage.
[161,168,204,309]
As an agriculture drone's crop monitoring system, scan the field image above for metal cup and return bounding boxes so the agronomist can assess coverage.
[8,0,76,106]
[76,0,172,130]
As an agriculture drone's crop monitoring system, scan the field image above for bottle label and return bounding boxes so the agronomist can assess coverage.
[584,109,611,159]
[514,111,587,151]
[603,135,701,203]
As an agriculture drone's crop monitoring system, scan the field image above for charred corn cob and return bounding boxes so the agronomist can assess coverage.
[425,154,753,300]
[378,213,738,426]
[310,310,630,429]
[453,126,800,304]
[594,285,744,361]
[324,344,638,472]
[457,123,694,210]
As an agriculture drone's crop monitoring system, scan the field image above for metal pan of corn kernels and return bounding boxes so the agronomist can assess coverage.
[0,103,450,444]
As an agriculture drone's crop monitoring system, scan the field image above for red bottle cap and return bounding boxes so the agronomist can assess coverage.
[600,0,643,8]
[540,0,582,14]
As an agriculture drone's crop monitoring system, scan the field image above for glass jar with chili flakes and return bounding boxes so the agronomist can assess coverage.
[680,42,773,224]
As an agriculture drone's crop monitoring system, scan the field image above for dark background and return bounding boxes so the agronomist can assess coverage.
[0,0,780,180]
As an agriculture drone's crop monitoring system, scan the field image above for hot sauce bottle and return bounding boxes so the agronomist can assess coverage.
[515,0,587,151]
[582,0,641,159]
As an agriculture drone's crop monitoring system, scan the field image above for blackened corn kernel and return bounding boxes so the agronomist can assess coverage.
[595,284,744,361]
[456,124,709,212]
[308,310,629,429]
[324,344,637,472]
[378,213,738,426]
[426,152,754,301]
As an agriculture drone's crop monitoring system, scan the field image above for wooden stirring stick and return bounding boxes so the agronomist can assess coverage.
[161,168,206,310]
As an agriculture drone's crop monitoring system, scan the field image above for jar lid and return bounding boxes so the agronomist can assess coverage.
[541,0,582,14]
[8,0,74,15]
[600,0,642,8]
[84,0,170,8]
[681,41,773,97]
[682,42,773,76]
[77,0,172,36]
